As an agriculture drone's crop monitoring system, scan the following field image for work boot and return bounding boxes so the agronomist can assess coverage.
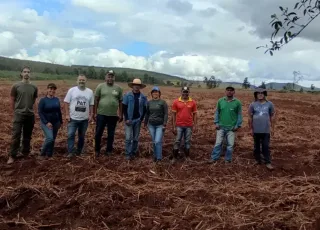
[171,149,179,164]
[266,164,274,170]
[7,157,15,164]
[184,148,191,161]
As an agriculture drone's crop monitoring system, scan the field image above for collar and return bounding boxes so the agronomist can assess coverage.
[223,96,236,101]
[178,96,193,102]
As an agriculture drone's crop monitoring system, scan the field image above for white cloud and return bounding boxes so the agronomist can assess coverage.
[71,0,132,14]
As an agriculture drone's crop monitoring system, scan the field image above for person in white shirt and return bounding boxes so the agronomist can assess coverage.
[64,74,94,157]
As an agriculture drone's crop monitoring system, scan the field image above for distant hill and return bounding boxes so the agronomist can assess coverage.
[0,56,185,83]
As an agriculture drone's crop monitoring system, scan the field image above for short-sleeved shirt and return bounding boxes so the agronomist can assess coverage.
[95,83,123,116]
[249,101,275,133]
[10,82,38,115]
[64,86,94,120]
[172,97,197,127]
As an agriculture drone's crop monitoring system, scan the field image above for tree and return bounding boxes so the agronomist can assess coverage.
[204,76,222,89]
[242,77,250,89]
[257,0,320,55]
[269,83,274,90]
[176,81,180,86]
[259,81,266,89]
[99,69,106,79]
[292,71,303,90]
[55,68,60,75]
[311,84,315,90]
[87,66,97,79]
[300,87,304,92]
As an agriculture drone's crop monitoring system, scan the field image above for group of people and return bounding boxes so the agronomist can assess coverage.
[7,66,276,170]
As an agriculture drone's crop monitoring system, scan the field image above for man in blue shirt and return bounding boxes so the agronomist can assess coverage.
[248,88,275,170]
[122,79,147,160]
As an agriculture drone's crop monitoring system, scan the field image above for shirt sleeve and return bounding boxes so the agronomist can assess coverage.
[248,103,254,115]
[38,98,48,124]
[34,86,38,99]
[163,101,168,125]
[10,85,17,98]
[172,100,177,112]
[122,93,128,105]
[214,100,220,124]
[119,87,123,101]
[90,90,94,106]
[64,88,72,103]
[192,101,197,113]
[57,99,63,124]
[269,102,275,115]
[144,101,150,125]
[95,84,101,98]
[235,101,243,128]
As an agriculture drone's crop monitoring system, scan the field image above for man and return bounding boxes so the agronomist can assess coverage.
[94,70,123,157]
[64,74,94,157]
[7,66,38,164]
[122,78,147,160]
[171,86,197,163]
[209,86,242,163]
[248,88,275,170]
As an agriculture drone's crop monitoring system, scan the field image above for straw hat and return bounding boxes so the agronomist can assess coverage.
[128,78,146,89]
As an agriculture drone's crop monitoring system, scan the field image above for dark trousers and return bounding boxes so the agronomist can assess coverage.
[253,133,271,164]
[9,114,35,157]
[95,115,118,154]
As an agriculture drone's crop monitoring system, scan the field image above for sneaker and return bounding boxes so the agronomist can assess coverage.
[185,157,191,162]
[171,158,177,164]
[38,155,46,161]
[225,160,232,164]
[266,164,274,170]
[208,159,217,164]
[67,153,73,158]
[7,157,14,164]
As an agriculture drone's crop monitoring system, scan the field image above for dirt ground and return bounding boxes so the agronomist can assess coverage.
[0,80,319,230]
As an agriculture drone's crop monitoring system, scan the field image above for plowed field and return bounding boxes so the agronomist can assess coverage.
[0,80,319,230]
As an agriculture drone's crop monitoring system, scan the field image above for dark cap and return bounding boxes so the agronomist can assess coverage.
[181,86,190,92]
[254,87,267,93]
[107,70,115,75]
[226,86,235,91]
[47,83,57,89]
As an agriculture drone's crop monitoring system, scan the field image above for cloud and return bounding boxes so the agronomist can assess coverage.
[166,0,193,14]
[71,0,132,14]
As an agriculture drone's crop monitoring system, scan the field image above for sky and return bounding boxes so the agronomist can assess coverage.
[0,0,320,87]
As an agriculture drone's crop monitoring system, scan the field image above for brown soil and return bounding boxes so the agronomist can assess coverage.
[0,81,319,230]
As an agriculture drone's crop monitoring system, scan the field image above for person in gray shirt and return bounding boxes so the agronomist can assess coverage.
[144,86,168,162]
[248,88,275,170]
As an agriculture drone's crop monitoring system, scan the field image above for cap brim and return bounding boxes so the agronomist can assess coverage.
[128,83,146,89]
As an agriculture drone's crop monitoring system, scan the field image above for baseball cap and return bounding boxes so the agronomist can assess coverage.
[226,86,235,91]
[107,70,115,75]
[151,86,160,92]
[47,83,57,89]
[181,86,190,92]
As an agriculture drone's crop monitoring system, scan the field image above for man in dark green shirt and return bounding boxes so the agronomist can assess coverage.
[8,66,38,164]
[209,86,242,163]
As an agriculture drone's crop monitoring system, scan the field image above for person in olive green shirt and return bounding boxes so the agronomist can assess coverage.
[8,66,38,164]
[209,86,242,164]
[94,70,123,157]
[144,86,168,162]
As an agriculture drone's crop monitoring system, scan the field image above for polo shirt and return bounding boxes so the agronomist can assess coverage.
[214,97,242,130]
[172,97,197,127]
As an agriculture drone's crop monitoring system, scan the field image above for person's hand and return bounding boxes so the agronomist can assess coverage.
[93,115,96,122]
[232,127,239,132]
[66,115,70,122]
[46,122,52,129]
[89,114,93,123]
[215,124,220,130]
[172,127,177,135]
[163,125,166,131]
[118,116,123,123]
[126,120,132,126]
[270,128,274,137]
[143,123,148,129]
[250,129,254,137]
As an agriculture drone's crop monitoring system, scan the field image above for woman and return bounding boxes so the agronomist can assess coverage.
[38,83,63,158]
[144,86,168,162]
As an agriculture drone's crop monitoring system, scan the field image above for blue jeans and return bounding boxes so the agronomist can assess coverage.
[40,122,61,157]
[211,129,235,161]
[148,124,164,160]
[67,119,89,154]
[125,119,141,158]
[254,133,271,164]
[94,115,118,154]
[173,127,192,150]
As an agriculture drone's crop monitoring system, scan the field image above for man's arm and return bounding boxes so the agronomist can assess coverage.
[10,96,15,114]
[94,85,100,117]
[270,103,276,132]
[64,102,70,120]
[171,100,177,132]
[163,101,168,126]
[248,104,253,133]
[214,100,220,129]
[10,85,16,114]
[235,101,243,129]
[144,102,150,126]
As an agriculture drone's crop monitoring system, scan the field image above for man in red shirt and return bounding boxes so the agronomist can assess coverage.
[171,86,197,163]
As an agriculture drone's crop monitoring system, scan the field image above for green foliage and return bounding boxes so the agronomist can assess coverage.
[259,81,266,89]
[311,84,315,90]
[257,0,320,55]
[242,77,250,89]
[299,87,304,93]
[203,76,222,89]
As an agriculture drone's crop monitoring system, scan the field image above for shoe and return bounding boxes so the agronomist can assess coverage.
[208,159,217,164]
[266,164,274,170]
[67,153,73,158]
[95,152,100,157]
[7,157,15,164]
[105,151,112,156]
[225,160,232,164]
[171,149,179,164]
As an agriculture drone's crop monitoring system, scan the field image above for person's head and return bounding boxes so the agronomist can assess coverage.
[254,88,267,101]
[20,66,31,81]
[181,86,190,99]
[128,78,146,92]
[225,86,235,98]
[47,83,57,97]
[77,74,87,88]
[105,70,115,85]
[151,86,161,99]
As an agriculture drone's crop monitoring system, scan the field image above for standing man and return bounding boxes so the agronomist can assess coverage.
[171,86,197,163]
[248,88,275,170]
[209,86,242,164]
[7,66,38,164]
[94,70,123,157]
[122,78,147,160]
[64,74,94,157]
